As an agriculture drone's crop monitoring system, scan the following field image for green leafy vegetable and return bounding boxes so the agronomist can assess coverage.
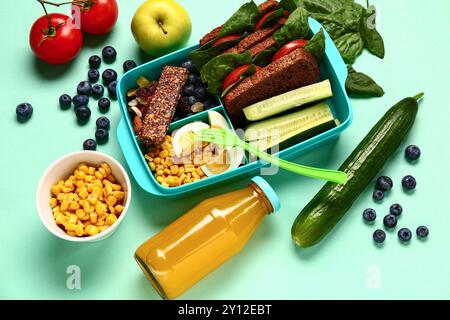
[334,32,364,64]
[218,1,261,38]
[258,8,286,30]
[278,0,298,13]
[200,51,253,95]
[304,28,326,62]
[252,47,278,67]
[189,34,246,70]
[273,7,310,46]
[221,64,257,97]
[360,5,385,59]
[298,0,353,14]
[345,65,384,98]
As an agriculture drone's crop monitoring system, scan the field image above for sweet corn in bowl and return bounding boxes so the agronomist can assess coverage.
[36,151,131,242]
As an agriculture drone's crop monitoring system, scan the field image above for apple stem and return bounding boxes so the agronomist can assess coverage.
[158,21,168,35]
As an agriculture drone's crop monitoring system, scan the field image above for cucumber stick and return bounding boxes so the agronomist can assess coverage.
[245,102,335,151]
[292,94,424,248]
[243,80,333,121]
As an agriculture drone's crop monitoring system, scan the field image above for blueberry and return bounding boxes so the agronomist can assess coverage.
[373,229,386,244]
[123,60,137,72]
[98,98,111,113]
[95,128,109,144]
[376,176,393,192]
[96,116,110,130]
[72,95,89,108]
[181,59,198,73]
[405,145,421,161]
[83,139,97,151]
[89,55,101,69]
[373,189,384,202]
[204,99,218,109]
[102,69,117,85]
[416,226,429,239]
[92,84,105,99]
[75,105,91,125]
[363,208,377,222]
[188,73,201,84]
[59,94,72,110]
[390,203,403,216]
[398,228,412,242]
[193,86,207,101]
[16,102,33,123]
[383,214,397,228]
[402,175,417,191]
[77,81,92,96]
[102,46,117,62]
[108,81,117,99]
[188,96,197,106]
[88,69,100,83]
[183,84,195,96]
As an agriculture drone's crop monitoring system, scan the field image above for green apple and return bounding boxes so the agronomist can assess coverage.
[131,0,192,57]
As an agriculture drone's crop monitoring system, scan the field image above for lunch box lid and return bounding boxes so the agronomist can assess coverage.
[251,176,281,214]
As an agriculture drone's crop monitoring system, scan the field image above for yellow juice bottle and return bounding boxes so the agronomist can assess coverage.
[134,176,280,299]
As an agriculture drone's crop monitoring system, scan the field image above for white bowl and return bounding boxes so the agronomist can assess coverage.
[36,151,132,242]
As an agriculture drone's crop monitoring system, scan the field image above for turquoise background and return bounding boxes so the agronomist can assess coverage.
[1,0,449,300]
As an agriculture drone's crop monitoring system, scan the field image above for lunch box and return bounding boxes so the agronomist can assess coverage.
[116,18,353,198]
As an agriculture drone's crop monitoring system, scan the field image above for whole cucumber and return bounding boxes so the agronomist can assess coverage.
[292,94,424,248]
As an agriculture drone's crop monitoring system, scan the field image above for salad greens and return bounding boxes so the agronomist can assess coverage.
[273,7,310,45]
[334,32,364,64]
[218,1,261,38]
[277,0,299,13]
[258,8,286,30]
[360,5,385,59]
[200,51,253,95]
[304,28,326,63]
[345,65,384,98]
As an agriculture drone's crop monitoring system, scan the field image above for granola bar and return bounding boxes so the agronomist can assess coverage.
[138,66,189,146]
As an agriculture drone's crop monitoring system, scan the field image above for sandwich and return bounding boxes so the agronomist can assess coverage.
[190,0,326,125]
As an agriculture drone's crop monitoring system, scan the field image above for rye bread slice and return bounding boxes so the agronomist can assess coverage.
[223,48,320,124]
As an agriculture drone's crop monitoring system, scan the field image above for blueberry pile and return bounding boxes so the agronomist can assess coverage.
[174,59,219,122]
[365,144,428,245]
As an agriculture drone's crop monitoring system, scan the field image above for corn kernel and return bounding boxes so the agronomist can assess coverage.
[95,203,107,215]
[108,206,115,215]
[98,226,109,233]
[101,163,111,175]
[65,223,77,231]
[114,205,124,214]
[84,175,93,182]
[106,196,117,207]
[51,185,61,196]
[67,230,77,237]
[111,183,122,191]
[159,150,169,159]
[60,200,69,211]
[163,168,171,176]
[149,162,156,171]
[170,165,179,176]
[192,171,200,179]
[179,173,186,184]
[156,169,164,176]
[153,157,161,165]
[69,201,80,211]
[105,184,113,195]
[96,220,105,226]
[88,167,96,175]
[49,198,57,208]
[79,165,89,174]
[156,176,164,183]
[196,167,205,177]
[75,209,85,219]
[85,225,99,236]
[161,182,170,187]
[184,165,195,173]
[95,171,103,180]
[167,176,180,187]
[75,225,84,237]
[89,212,98,224]
[105,214,118,226]
[55,214,67,225]
[107,174,116,183]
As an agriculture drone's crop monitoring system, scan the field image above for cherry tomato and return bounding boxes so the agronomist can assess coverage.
[222,65,262,92]
[212,34,241,47]
[72,0,119,35]
[255,10,290,30]
[271,39,309,62]
[29,13,83,65]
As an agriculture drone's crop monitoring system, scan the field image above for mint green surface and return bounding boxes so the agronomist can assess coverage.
[1,0,449,300]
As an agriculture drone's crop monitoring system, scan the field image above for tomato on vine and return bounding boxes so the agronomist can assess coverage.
[72,0,119,35]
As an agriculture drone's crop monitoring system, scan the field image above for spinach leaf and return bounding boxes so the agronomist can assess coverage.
[258,8,286,30]
[298,0,352,14]
[273,7,310,46]
[278,0,298,13]
[304,28,326,62]
[360,5,385,59]
[189,34,247,70]
[334,32,364,64]
[219,1,261,38]
[252,47,278,66]
[310,3,363,38]
[200,51,253,95]
[345,65,384,98]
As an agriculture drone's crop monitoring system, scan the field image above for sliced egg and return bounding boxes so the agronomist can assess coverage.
[172,122,210,157]
[208,110,230,130]
[201,146,245,177]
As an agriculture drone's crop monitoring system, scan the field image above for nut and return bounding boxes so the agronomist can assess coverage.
[191,102,204,114]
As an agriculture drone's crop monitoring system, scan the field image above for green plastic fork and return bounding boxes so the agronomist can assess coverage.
[194,128,348,184]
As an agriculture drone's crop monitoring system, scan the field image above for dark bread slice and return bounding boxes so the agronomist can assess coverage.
[223,48,320,124]
[199,0,280,46]
[249,36,277,57]
[224,17,286,55]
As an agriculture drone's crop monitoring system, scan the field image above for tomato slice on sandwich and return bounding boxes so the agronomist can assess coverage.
[255,9,290,30]
[271,39,309,62]
[212,34,242,48]
[222,64,262,96]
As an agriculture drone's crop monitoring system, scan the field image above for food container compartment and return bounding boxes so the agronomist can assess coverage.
[117,18,353,198]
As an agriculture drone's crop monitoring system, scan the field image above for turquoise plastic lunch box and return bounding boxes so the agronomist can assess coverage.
[116,18,353,198]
